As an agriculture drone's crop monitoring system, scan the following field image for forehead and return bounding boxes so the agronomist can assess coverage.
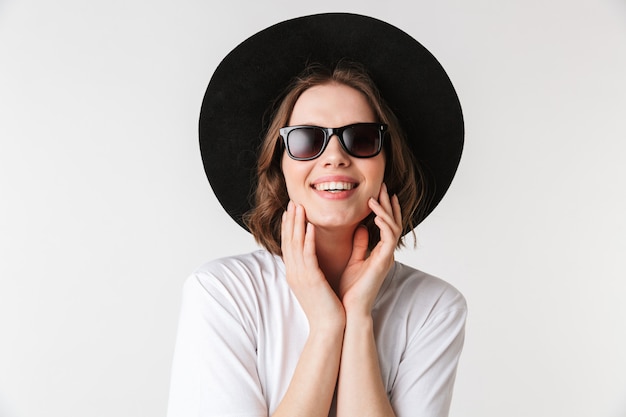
[289,83,377,126]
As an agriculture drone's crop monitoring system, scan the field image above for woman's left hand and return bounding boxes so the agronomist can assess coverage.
[339,183,403,316]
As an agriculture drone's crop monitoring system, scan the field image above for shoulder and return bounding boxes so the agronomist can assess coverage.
[390,262,465,307]
[376,262,467,326]
[193,249,283,277]
[189,250,284,290]
[182,250,286,311]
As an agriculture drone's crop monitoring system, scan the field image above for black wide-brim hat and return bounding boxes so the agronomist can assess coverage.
[200,13,463,233]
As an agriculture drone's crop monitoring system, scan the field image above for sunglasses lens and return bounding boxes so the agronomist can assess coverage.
[342,125,381,157]
[287,127,326,159]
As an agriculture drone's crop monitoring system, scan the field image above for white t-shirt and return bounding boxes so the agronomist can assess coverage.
[167,250,466,417]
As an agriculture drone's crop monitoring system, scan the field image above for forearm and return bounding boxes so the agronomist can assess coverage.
[272,326,344,417]
[336,313,395,417]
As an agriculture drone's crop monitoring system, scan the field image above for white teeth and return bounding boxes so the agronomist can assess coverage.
[313,181,355,191]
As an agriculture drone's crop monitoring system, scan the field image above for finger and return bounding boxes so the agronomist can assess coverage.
[370,192,402,231]
[302,222,317,265]
[300,207,324,275]
[377,183,393,214]
[374,214,394,242]
[281,201,294,246]
[293,203,306,246]
[369,197,394,226]
[391,194,402,227]
[299,222,325,284]
[281,202,302,260]
[370,205,401,249]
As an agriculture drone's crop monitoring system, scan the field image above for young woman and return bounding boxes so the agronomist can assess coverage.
[168,13,466,417]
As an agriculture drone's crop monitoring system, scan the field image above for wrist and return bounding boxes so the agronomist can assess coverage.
[308,312,346,336]
[344,309,373,328]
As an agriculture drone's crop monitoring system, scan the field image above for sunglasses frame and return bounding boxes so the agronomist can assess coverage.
[279,123,388,161]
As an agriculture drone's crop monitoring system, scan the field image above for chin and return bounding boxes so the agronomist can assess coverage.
[310,211,370,231]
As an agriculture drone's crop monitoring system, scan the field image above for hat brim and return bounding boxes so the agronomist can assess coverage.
[200,13,464,232]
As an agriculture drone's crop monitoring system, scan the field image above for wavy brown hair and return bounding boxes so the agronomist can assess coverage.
[244,61,427,255]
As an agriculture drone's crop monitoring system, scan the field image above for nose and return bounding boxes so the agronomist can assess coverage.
[320,135,350,166]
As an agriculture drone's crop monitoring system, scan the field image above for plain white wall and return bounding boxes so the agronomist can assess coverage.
[1,0,625,416]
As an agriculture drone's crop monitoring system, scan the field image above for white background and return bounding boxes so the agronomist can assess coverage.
[1,0,625,416]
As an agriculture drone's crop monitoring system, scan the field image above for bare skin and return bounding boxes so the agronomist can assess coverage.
[272,82,401,417]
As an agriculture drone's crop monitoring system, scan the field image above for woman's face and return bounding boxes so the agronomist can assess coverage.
[281,82,385,232]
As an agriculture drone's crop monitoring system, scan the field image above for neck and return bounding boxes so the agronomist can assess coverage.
[313,225,356,293]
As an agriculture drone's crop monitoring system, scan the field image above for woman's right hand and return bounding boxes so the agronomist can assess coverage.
[281,201,346,333]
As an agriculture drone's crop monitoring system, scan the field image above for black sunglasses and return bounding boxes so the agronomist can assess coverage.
[279,123,387,161]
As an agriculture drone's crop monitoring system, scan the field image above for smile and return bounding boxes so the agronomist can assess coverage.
[312,181,357,192]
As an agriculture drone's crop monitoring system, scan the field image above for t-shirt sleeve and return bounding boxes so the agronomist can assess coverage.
[390,290,467,417]
[167,272,267,417]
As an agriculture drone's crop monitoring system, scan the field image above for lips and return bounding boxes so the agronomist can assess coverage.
[313,181,356,192]
[310,175,360,194]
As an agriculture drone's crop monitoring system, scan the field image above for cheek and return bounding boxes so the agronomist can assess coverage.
[368,157,386,182]
[368,159,386,197]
